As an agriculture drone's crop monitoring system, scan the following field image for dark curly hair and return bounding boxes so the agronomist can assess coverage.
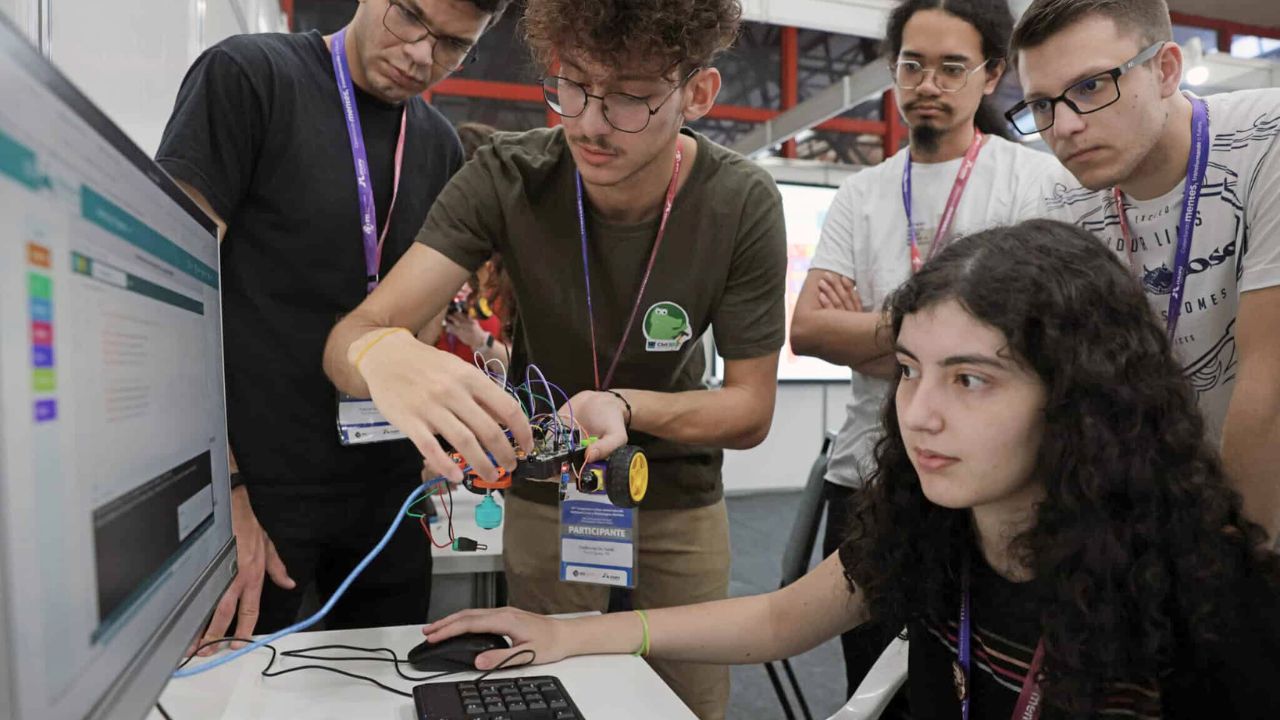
[883,0,1015,139]
[841,219,1280,714]
[521,0,742,76]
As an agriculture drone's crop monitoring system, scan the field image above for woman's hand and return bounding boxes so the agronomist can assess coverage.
[423,607,572,670]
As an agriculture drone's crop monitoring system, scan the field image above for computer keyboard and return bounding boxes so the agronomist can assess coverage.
[413,675,585,720]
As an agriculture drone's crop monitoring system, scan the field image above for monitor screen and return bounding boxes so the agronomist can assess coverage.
[0,17,234,720]
[714,181,850,383]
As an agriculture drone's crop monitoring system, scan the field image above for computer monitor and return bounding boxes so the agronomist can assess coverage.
[0,15,235,720]
[711,181,851,383]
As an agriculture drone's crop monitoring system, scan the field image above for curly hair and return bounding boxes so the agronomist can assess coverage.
[840,219,1280,714]
[521,0,742,76]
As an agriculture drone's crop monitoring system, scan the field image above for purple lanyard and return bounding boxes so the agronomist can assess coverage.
[331,27,408,294]
[575,144,683,391]
[1114,94,1210,342]
[902,130,985,273]
[957,554,1045,720]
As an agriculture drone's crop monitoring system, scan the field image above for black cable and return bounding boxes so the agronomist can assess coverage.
[180,637,423,698]
[475,648,537,682]
[280,644,459,683]
[178,638,536,699]
[155,702,174,720]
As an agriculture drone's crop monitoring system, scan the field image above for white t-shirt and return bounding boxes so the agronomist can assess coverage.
[1043,89,1280,442]
[811,134,1071,488]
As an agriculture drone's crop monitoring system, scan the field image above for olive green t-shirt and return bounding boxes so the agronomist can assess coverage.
[416,126,786,509]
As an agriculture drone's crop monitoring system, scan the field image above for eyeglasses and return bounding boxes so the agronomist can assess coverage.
[1005,42,1164,136]
[382,0,478,72]
[541,68,701,134]
[889,59,990,92]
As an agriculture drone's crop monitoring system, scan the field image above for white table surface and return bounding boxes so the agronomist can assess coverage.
[149,621,695,720]
[430,489,504,575]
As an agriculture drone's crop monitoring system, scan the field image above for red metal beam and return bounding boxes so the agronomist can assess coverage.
[781,26,799,159]
[279,0,294,31]
[1170,11,1280,40]
[882,89,907,156]
[816,117,887,135]
[432,78,545,102]
[425,79,888,137]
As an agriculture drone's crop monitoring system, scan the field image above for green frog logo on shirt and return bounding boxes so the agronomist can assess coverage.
[643,301,692,352]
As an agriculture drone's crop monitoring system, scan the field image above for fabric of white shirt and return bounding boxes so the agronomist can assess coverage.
[810,134,1072,488]
[1043,89,1280,442]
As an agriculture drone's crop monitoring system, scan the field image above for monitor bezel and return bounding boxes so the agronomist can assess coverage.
[0,12,234,720]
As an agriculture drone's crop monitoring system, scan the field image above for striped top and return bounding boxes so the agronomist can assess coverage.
[852,547,1280,719]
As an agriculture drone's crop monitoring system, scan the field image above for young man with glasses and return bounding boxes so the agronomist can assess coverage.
[156,0,511,652]
[790,0,1069,702]
[323,1,784,715]
[1010,0,1280,543]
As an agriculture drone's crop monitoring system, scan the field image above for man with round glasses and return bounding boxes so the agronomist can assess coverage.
[324,1,783,716]
[156,0,510,651]
[1012,0,1280,543]
[790,0,1069,705]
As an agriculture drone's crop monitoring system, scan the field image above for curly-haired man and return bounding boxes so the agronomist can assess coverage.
[324,1,786,716]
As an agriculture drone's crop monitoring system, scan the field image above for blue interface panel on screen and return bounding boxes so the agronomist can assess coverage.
[0,15,235,720]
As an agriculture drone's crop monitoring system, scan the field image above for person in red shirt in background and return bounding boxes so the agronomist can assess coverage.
[419,122,513,366]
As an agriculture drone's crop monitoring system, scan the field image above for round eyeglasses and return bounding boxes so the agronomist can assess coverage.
[890,59,990,93]
[541,68,701,134]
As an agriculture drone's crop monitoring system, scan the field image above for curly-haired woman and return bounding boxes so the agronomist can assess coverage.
[423,220,1280,718]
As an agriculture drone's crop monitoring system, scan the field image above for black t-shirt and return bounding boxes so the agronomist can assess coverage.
[157,31,463,487]
[840,544,1280,719]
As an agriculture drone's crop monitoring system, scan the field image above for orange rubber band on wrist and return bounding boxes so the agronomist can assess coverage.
[353,327,409,373]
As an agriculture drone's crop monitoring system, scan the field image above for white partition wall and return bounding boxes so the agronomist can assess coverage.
[0,0,287,154]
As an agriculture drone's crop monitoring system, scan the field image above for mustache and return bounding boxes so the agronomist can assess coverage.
[570,136,619,154]
[905,100,950,112]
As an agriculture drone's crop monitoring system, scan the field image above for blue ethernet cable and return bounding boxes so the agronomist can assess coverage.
[171,475,452,679]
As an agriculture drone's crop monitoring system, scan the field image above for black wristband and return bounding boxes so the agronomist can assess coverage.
[605,389,632,430]
[229,471,245,490]
[484,333,496,349]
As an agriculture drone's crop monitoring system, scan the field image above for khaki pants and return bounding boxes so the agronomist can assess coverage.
[503,493,732,720]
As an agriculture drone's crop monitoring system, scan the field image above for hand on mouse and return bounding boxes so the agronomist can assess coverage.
[423,607,566,670]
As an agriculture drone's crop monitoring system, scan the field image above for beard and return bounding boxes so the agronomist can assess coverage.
[911,124,943,155]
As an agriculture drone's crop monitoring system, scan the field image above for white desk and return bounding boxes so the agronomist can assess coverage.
[430,490,504,609]
[149,623,696,720]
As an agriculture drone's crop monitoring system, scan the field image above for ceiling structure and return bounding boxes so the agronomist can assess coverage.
[1167,0,1280,30]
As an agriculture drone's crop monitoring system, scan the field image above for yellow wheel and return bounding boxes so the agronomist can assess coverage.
[606,446,647,508]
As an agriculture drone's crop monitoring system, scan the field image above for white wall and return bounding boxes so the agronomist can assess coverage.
[722,382,850,494]
[0,0,287,155]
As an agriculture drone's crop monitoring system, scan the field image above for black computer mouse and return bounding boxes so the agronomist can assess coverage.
[407,633,511,671]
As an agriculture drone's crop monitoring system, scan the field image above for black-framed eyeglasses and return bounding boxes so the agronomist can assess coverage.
[889,58,990,93]
[383,0,478,72]
[1005,42,1163,136]
[541,68,702,134]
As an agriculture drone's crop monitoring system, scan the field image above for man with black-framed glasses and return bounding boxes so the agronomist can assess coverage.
[324,1,785,715]
[155,0,511,651]
[1013,0,1280,544]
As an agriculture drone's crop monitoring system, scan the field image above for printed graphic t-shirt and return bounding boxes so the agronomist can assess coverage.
[1043,89,1280,441]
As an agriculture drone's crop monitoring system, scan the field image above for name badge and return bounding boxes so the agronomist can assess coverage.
[559,469,637,588]
[336,392,405,445]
